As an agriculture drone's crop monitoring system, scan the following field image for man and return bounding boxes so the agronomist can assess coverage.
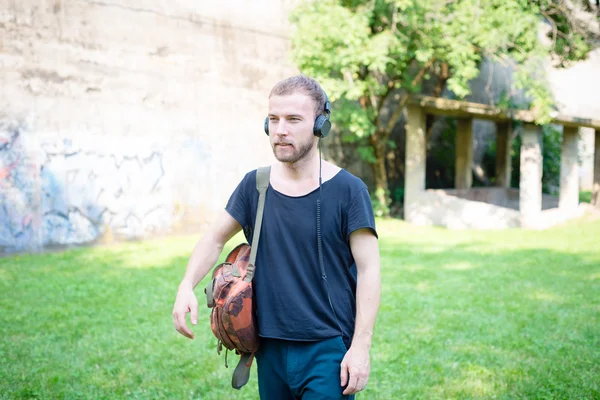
[172,75,381,399]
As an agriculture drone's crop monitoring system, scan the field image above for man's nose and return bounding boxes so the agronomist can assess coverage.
[275,120,288,136]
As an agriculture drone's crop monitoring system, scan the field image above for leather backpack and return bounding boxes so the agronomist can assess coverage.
[204,166,270,390]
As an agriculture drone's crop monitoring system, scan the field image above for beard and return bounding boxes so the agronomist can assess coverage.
[271,136,315,164]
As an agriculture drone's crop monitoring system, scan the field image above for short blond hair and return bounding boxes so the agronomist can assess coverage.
[269,75,327,116]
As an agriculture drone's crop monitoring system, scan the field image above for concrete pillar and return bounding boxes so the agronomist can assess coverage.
[578,127,595,191]
[520,124,543,228]
[495,122,512,188]
[404,105,426,222]
[593,129,600,208]
[455,118,473,189]
[559,127,579,210]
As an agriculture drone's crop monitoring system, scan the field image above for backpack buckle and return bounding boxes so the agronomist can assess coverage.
[205,278,215,308]
[244,265,255,282]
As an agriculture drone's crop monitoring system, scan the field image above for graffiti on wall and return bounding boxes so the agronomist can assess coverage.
[0,120,210,253]
[0,120,42,252]
[40,141,171,247]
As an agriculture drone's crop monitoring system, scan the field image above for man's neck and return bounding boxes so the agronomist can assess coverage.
[278,151,321,182]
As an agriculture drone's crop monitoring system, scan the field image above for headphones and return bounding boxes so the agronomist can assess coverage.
[264,93,332,138]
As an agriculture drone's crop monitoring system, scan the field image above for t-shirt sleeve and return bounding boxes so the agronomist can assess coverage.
[346,187,378,242]
[225,172,251,230]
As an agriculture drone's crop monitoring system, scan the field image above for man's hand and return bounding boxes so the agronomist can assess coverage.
[340,344,371,395]
[172,282,198,339]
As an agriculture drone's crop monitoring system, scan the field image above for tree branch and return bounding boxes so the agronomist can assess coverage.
[541,10,559,51]
[378,57,435,134]
[372,52,416,130]
[411,58,436,88]
[374,85,391,131]
[378,57,436,134]
[369,91,379,114]
[432,62,449,97]
[385,93,410,133]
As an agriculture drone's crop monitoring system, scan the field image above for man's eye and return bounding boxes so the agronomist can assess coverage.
[269,117,278,122]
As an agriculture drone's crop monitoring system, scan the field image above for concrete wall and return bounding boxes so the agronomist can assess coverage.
[429,47,600,189]
[0,0,298,253]
[546,48,600,193]
[578,128,595,191]
[408,188,586,230]
[407,190,521,230]
[440,188,559,211]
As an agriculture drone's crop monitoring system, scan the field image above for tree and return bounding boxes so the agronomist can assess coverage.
[289,0,598,216]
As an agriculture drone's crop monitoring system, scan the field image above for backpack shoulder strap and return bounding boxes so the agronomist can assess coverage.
[256,166,271,192]
[233,167,269,388]
[245,166,270,281]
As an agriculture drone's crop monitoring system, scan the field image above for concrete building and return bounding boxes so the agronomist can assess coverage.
[404,96,600,229]
[1,1,599,252]
[0,0,298,253]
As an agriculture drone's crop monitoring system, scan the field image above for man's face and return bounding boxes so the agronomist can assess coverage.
[267,92,317,164]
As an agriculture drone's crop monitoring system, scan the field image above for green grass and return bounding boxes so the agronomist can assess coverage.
[1,218,599,399]
[580,191,592,204]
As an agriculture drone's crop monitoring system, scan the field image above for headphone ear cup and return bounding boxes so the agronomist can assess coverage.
[264,117,269,136]
[313,115,331,138]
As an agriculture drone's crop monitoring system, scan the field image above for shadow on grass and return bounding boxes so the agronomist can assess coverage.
[0,233,599,399]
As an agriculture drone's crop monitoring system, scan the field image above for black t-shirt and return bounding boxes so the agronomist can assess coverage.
[225,168,377,346]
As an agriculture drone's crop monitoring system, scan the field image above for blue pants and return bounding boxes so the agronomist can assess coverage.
[255,336,355,400]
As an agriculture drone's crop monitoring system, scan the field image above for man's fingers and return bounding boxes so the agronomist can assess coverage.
[360,377,369,390]
[172,288,197,339]
[172,310,194,339]
[340,361,349,387]
[177,322,194,339]
[190,299,199,326]
[342,372,359,395]
[354,378,367,394]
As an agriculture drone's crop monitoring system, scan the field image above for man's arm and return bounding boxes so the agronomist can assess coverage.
[172,210,242,339]
[341,228,381,395]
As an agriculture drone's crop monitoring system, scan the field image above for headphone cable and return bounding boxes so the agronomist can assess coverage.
[316,139,345,341]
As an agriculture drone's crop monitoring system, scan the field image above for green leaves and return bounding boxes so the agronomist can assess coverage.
[289,0,596,205]
[290,0,578,131]
[333,99,376,139]
[290,1,370,93]
[291,0,595,121]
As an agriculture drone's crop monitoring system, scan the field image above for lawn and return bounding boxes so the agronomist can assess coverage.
[1,217,599,399]
[580,191,593,204]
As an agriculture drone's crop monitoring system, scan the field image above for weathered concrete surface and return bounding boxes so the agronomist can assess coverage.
[455,118,473,189]
[406,190,521,229]
[464,48,600,189]
[406,188,585,230]
[0,0,298,252]
[594,130,600,207]
[440,188,558,211]
[519,124,543,228]
[404,105,426,223]
[546,48,600,195]
[559,127,579,210]
[578,127,595,191]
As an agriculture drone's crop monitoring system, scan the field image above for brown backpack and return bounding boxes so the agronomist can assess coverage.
[204,166,270,390]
